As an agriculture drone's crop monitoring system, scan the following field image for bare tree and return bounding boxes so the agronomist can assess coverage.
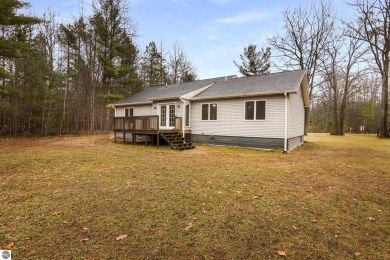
[168,41,197,83]
[319,28,366,135]
[267,0,335,134]
[345,0,389,137]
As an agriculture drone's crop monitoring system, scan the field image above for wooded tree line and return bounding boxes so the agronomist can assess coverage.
[1,0,388,137]
[0,0,196,136]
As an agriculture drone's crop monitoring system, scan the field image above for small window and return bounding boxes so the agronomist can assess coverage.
[125,108,133,117]
[245,101,266,120]
[256,101,266,120]
[245,101,254,120]
[202,104,209,120]
[185,104,190,127]
[201,103,217,121]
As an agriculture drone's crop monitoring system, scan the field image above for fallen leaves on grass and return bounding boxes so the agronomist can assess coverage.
[355,252,361,256]
[310,219,317,223]
[51,211,63,216]
[115,234,127,241]
[184,222,193,231]
[368,217,375,221]
[292,225,299,230]
[277,250,287,256]
[6,242,14,249]
[80,238,89,243]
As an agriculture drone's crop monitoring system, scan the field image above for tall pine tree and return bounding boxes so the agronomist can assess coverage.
[233,44,271,76]
[140,41,168,87]
[0,0,40,135]
[90,0,139,131]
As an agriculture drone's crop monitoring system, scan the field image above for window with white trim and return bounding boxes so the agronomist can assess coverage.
[245,101,266,120]
[201,103,217,121]
[125,108,134,117]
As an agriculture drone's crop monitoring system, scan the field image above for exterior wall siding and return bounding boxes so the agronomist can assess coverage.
[191,134,284,149]
[288,85,305,138]
[288,136,304,150]
[115,104,153,117]
[190,96,285,139]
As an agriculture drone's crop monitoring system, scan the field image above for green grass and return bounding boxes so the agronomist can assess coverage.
[0,133,389,259]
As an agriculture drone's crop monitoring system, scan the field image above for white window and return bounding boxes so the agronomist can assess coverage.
[245,101,266,120]
[125,108,133,117]
[201,103,217,121]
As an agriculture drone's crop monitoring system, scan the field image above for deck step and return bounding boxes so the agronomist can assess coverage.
[159,131,195,151]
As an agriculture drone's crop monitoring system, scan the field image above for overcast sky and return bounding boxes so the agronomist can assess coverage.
[27,0,354,79]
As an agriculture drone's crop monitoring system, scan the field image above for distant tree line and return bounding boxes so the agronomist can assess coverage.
[0,0,197,136]
[265,0,389,137]
[236,0,388,137]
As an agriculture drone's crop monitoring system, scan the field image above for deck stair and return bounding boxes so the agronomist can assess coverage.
[159,132,195,151]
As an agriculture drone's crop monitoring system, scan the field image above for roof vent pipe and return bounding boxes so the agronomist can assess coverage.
[225,76,227,82]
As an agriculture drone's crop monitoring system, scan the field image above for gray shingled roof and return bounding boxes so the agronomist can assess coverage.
[191,70,307,99]
[114,70,307,106]
[114,76,236,105]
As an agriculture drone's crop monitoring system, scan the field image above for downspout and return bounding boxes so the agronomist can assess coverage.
[283,92,288,154]
[179,97,186,137]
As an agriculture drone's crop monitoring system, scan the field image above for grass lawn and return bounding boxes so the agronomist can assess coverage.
[0,133,389,259]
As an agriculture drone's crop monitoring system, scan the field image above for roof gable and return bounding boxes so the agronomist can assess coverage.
[191,70,307,100]
[114,70,309,106]
[114,76,235,106]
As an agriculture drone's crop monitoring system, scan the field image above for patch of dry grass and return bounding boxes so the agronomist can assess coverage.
[0,133,389,259]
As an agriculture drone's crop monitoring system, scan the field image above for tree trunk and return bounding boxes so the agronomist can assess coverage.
[332,85,339,135]
[379,58,388,137]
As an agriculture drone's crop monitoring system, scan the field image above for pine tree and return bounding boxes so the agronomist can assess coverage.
[0,0,40,78]
[90,0,139,131]
[140,41,168,87]
[0,0,40,135]
[233,44,271,76]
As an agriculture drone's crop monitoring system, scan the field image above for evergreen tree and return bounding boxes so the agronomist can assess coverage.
[140,41,168,87]
[233,44,271,76]
[90,0,139,130]
[0,0,40,135]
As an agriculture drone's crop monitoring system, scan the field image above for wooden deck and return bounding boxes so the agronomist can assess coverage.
[113,116,191,148]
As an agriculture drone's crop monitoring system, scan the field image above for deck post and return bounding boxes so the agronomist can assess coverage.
[157,133,160,146]
[132,134,135,144]
[123,133,125,143]
[145,134,148,146]
[114,131,116,143]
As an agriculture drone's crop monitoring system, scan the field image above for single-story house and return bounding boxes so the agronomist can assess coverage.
[113,69,310,152]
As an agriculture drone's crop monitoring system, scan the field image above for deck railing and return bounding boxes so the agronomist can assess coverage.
[113,116,182,132]
[113,116,159,132]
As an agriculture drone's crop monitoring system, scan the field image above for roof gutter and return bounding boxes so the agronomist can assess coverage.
[189,90,297,101]
[179,96,187,137]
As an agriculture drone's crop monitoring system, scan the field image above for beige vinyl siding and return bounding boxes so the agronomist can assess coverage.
[115,104,153,117]
[191,96,285,139]
[288,85,305,138]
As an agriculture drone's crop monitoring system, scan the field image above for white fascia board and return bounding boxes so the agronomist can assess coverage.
[300,72,311,107]
[113,101,152,107]
[180,84,215,100]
